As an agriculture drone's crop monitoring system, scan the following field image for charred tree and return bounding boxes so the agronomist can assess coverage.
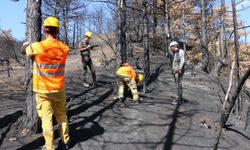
[19,0,42,134]
[164,0,171,57]
[212,0,227,75]
[211,4,217,68]
[62,0,70,44]
[232,0,242,115]
[199,0,209,72]
[116,0,127,66]
[152,0,157,52]
[143,1,150,93]
[220,67,250,127]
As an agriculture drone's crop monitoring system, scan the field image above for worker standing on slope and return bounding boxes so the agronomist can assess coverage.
[169,41,185,105]
[115,63,144,106]
[21,16,70,150]
[78,32,97,87]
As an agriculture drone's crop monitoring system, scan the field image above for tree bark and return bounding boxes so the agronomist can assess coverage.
[62,0,70,44]
[116,0,127,66]
[152,0,157,52]
[212,0,227,75]
[20,0,42,134]
[211,4,217,68]
[199,0,209,72]
[143,1,150,93]
[220,67,250,127]
[164,0,171,57]
[232,0,242,115]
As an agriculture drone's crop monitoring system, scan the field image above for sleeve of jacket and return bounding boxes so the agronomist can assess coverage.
[26,42,39,57]
[178,49,185,70]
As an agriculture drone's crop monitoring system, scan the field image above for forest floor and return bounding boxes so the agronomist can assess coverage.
[0,37,250,150]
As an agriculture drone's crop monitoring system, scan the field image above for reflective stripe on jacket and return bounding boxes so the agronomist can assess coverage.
[116,65,137,81]
[26,38,69,93]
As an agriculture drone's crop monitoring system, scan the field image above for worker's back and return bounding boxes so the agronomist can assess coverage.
[116,65,136,81]
[26,38,69,93]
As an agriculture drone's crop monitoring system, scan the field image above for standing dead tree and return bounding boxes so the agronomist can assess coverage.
[18,0,42,134]
[143,0,150,93]
[199,0,209,72]
[231,0,242,116]
[163,0,171,57]
[212,0,227,75]
[116,0,127,66]
[210,4,217,68]
[220,67,250,127]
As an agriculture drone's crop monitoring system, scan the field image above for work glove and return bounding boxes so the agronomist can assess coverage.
[86,45,92,50]
[22,41,29,47]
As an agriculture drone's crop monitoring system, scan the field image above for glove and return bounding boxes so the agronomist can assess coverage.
[23,41,29,47]
[86,45,91,49]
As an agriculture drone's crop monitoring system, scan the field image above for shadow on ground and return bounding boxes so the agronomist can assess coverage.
[16,89,116,150]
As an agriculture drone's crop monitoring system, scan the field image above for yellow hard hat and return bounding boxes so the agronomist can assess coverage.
[85,32,92,38]
[43,16,60,28]
[137,74,144,85]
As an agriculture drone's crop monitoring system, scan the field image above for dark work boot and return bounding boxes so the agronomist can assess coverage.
[92,73,97,87]
[119,97,127,107]
[58,140,71,150]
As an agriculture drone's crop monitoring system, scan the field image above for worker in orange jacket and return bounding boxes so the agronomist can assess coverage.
[115,63,144,105]
[21,16,70,150]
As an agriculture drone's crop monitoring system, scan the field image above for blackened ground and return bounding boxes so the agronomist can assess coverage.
[0,51,250,150]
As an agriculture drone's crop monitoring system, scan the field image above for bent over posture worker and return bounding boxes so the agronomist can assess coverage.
[78,32,96,87]
[21,16,70,150]
[115,63,144,105]
[169,41,185,105]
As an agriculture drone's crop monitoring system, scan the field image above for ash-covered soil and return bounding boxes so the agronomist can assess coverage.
[0,37,250,150]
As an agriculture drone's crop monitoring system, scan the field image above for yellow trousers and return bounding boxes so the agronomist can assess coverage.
[117,76,139,101]
[36,89,70,150]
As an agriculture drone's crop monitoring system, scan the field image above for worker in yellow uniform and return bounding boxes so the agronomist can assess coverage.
[21,16,70,150]
[78,32,96,87]
[115,63,144,106]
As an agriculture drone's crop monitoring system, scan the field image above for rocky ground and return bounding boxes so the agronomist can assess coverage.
[0,38,250,150]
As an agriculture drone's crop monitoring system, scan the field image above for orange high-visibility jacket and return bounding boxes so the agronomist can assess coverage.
[116,64,137,81]
[26,38,69,93]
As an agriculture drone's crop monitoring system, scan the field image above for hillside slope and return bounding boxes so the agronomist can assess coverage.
[0,36,250,149]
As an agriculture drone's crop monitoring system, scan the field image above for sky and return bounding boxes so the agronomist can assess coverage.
[0,0,26,41]
[0,0,250,42]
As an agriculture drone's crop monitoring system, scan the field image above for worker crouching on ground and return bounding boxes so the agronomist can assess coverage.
[78,32,97,88]
[21,16,70,150]
[115,63,144,106]
[169,41,185,105]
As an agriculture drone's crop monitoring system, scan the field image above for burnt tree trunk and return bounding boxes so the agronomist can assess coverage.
[143,1,150,93]
[116,0,127,66]
[220,67,250,127]
[164,0,171,57]
[62,0,70,44]
[19,0,42,134]
[72,20,76,47]
[152,0,157,52]
[212,0,227,75]
[199,0,209,72]
[232,0,242,115]
[211,4,217,68]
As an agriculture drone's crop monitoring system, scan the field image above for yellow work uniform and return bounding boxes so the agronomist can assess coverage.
[116,65,139,101]
[26,38,70,150]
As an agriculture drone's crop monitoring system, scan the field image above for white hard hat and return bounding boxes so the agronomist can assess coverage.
[169,41,178,47]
